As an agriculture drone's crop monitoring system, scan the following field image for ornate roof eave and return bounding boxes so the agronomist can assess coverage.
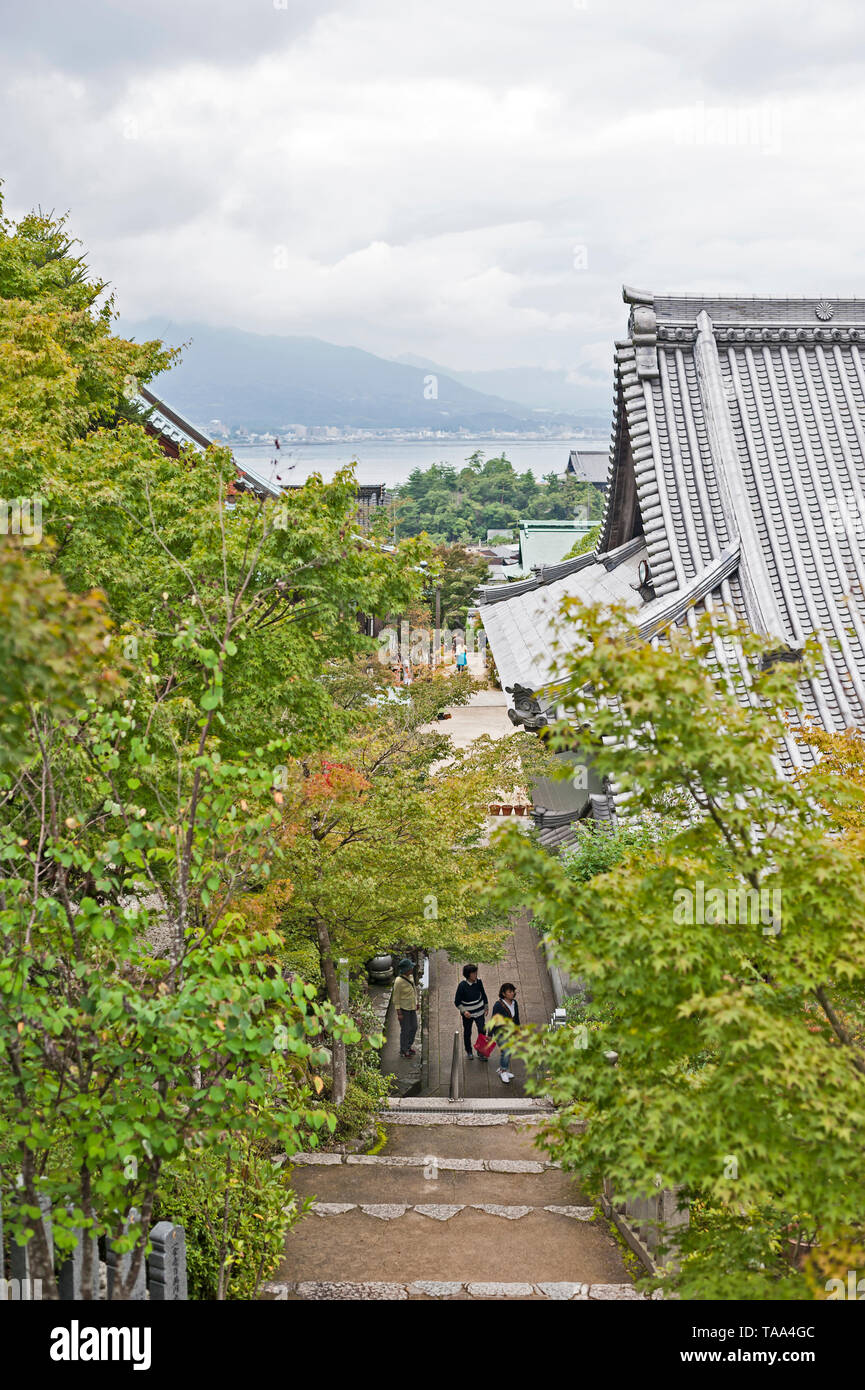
[635,541,740,641]
[138,386,214,452]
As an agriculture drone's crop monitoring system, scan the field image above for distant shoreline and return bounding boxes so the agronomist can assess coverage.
[229,436,610,490]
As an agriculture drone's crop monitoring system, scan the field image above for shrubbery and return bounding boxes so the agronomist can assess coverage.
[154,1140,308,1301]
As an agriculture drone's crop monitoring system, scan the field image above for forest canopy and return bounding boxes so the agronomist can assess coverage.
[390,450,604,543]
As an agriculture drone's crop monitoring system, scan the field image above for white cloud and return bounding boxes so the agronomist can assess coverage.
[2,0,865,373]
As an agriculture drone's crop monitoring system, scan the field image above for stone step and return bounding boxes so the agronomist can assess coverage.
[264,1280,646,1301]
[384,1097,553,1112]
[381,1111,545,1126]
[277,1203,631,1287]
[289,1158,584,1207]
[293,1152,558,1171]
[309,1202,594,1221]
[374,1120,550,1161]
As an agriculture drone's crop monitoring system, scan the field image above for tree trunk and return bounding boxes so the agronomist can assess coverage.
[20,1156,58,1299]
[216,1153,232,1301]
[313,917,346,1106]
[80,1163,95,1300]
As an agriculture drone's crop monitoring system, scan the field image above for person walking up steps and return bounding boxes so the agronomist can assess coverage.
[454,963,488,1058]
[490,982,520,1083]
[392,958,418,1058]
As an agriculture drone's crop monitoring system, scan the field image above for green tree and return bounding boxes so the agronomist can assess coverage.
[0,196,426,1298]
[494,599,865,1299]
[0,542,366,1299]
[0,199,428,762]
[392,453,599,543]
[244,667,551,1102]
[427,544,490,630]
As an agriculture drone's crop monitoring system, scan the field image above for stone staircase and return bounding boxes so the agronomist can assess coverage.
[266,1100,644,1301]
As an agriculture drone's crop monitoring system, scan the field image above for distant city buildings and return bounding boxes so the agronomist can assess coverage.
[204,424,606,446]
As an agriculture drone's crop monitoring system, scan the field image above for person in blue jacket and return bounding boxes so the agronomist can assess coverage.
[454,963,488,1057]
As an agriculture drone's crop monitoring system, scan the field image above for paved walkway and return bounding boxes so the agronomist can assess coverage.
[423,914,556,1098]
[385,659,556,1098]
[272,1115,639,1300]
[419,650,513,749]
[272,659,641,1301]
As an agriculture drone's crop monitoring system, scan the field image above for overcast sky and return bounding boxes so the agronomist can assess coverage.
[3,0,865,386]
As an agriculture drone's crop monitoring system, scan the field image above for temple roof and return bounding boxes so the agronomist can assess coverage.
[479,286,865,825]
[479,537,646,693]
[139,386,214,454]
[567,448,609,484]
[603,287,865,734]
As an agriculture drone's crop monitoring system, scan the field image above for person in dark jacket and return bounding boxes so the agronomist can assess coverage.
[490,982,520,1083]
[454,963,489,1057]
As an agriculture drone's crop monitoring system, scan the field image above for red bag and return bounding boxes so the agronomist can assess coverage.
[474,1033,496,1059]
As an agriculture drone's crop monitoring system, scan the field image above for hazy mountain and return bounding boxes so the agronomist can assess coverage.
[120,319,590,433]
[395,354,610,418]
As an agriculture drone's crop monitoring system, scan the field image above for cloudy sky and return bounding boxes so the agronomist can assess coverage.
[2,0,865,385]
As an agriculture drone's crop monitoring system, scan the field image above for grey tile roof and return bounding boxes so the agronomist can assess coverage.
[567,449,610,484]
[480,287,865,828]
[479,538,646,694]
[138,386,214,453]
[599,287,865,736]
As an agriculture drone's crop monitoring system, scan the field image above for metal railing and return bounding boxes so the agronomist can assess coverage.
[448,1030,464,1100]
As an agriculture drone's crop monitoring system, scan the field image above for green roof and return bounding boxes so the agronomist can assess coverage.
[518,519,595,571]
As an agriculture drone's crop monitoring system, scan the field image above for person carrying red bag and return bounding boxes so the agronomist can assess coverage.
[453,963,488,1058]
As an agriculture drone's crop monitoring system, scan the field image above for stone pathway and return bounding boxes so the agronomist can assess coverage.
[386,659,550,1098]
[272,1110,641,1300]
[424,914,556,1098]
[271,656,635,1301]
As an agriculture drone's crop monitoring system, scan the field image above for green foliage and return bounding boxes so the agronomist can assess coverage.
[558,817,674,882]
[561,524,601,560]
[0,199,429,771]
[247,667,553,1001]
[493,599,865,1300]
[0,538,118,769]
[153,1141,306,1300]
[0,197,424,1297]
[330,1076,392,1143]
[0,203,172,447]
[391,454,603,544]
[426,544,490,630]
[0,586,357,1295]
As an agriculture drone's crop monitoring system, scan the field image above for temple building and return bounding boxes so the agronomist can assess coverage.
[517,518,596,571]
[480,287,865,843]
[565,447,610,490]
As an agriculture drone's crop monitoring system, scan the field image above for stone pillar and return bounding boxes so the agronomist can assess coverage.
[148,1222,188,1301]
[106,1211,146,1301]
[58,1215,100,1301]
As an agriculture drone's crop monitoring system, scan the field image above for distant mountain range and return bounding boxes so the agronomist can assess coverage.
[394,354,610,417]
[120,319,610,434]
